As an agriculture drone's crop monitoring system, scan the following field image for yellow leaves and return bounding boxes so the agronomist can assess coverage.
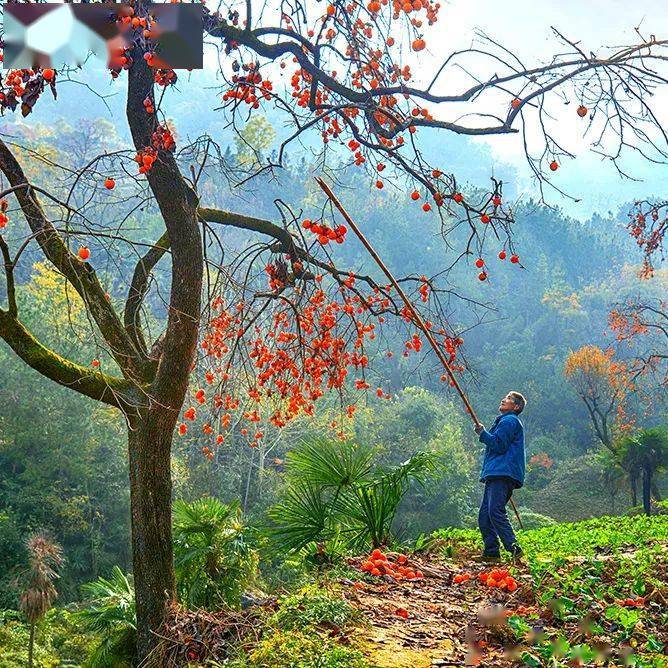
[564,345,636,432]
[234,115,276,166]
[26,261,86,339]
[564,345,612,379]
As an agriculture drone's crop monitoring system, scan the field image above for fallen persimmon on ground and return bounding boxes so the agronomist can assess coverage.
[358,548,424,581]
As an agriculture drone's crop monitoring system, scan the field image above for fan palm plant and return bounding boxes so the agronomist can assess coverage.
[75,566,137,668]
[267,440,437,551]
[173,497,258,608]
[16,532,63,668]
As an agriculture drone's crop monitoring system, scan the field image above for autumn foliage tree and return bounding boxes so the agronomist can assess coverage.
[564,345,635,451]
[3,0,668,659]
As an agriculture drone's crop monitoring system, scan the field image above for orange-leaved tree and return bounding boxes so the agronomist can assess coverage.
[564,345,635,451]
[2,0,668,658]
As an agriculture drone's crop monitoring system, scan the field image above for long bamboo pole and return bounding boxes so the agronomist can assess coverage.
[315,177,524,530]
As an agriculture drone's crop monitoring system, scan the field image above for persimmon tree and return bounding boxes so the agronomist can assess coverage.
[612,200,668,389]
[627,201,667,279]
[2,0,668,658]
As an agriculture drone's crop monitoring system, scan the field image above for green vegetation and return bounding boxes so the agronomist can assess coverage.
[75,567,136,668]
[173,497,258,608]
[433,512,667,557]
[433,514,668,667]
[0,608,92,668]
[239,630,369,668]
[267,439,437,551]
[233,585,368,668]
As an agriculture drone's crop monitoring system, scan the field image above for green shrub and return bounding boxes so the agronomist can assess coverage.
[75,567,136,668]
[266,438,437,552]
[218,584,367,668]
[0,608,93,668]
[246,629,369,668]
[626,499,668,516]
[174,497,258,609]
[271,584,358,631]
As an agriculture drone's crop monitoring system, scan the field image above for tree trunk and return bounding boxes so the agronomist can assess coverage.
[630,473,638,507]
[127,414,177,661]
[642,466,652,516]
[28,623,35,668]
[125,43,203,664]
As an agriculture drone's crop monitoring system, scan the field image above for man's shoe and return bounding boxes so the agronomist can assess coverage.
[472,553,501,564]
[510,546,524,565]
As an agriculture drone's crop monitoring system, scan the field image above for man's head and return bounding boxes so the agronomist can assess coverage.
[499,391,526,415]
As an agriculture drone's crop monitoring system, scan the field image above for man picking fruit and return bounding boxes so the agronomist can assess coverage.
[474,391,526,562]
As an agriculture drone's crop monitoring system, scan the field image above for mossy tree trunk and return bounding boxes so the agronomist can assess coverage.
[0,48,203,661]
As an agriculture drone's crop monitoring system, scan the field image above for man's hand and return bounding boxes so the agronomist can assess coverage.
[474,422,484,435]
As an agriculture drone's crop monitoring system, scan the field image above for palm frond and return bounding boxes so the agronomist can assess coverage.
[381,451,439,488]
[83,626,136,668]
[267,445,438,552]
[286,437,374,488]
[77,566,136,633]
[265,481,332,552]
[333,477,405,548]
[173,497,257,608]
[334,452,438,548]
[173,497,238,538]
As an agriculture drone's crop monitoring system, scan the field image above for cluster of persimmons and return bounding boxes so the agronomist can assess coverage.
[360,548,425,580]
[454,567,519,592]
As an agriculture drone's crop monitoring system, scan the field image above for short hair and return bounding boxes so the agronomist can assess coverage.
[508,391,526,414]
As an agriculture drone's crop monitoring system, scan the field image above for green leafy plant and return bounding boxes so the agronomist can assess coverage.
[438,513,668,667]
[173,497,258,608]
[223,584,367,668]
[267,439,437,551]
[245,629,369,668]
[270,585,358,631]
[0,608,93,668]
[75,566,137,668]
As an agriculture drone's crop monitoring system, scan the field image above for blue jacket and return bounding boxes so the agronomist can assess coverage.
[479,413,526,488]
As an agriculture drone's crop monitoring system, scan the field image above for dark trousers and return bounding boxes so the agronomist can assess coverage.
[478,478,519,556]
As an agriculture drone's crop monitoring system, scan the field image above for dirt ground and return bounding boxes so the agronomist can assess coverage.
[342,554,533,667]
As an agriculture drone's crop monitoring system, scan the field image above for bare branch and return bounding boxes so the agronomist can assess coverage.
[0,139,148,381]
[124,231,170,356]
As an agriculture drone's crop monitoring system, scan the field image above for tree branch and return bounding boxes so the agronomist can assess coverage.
[0,235,17,317]
[197,206,397,301]
[0,140,148,381]
[198,206,297,252]
[124,231,170,356]
[0,310,135,409]
[126,50,203,412]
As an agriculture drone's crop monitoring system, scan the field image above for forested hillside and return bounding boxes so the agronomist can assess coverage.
[1,117,665,604]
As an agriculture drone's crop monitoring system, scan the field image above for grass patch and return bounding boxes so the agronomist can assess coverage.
[271,584,360,631]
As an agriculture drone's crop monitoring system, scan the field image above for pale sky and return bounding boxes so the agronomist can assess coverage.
[423,0,668,216]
